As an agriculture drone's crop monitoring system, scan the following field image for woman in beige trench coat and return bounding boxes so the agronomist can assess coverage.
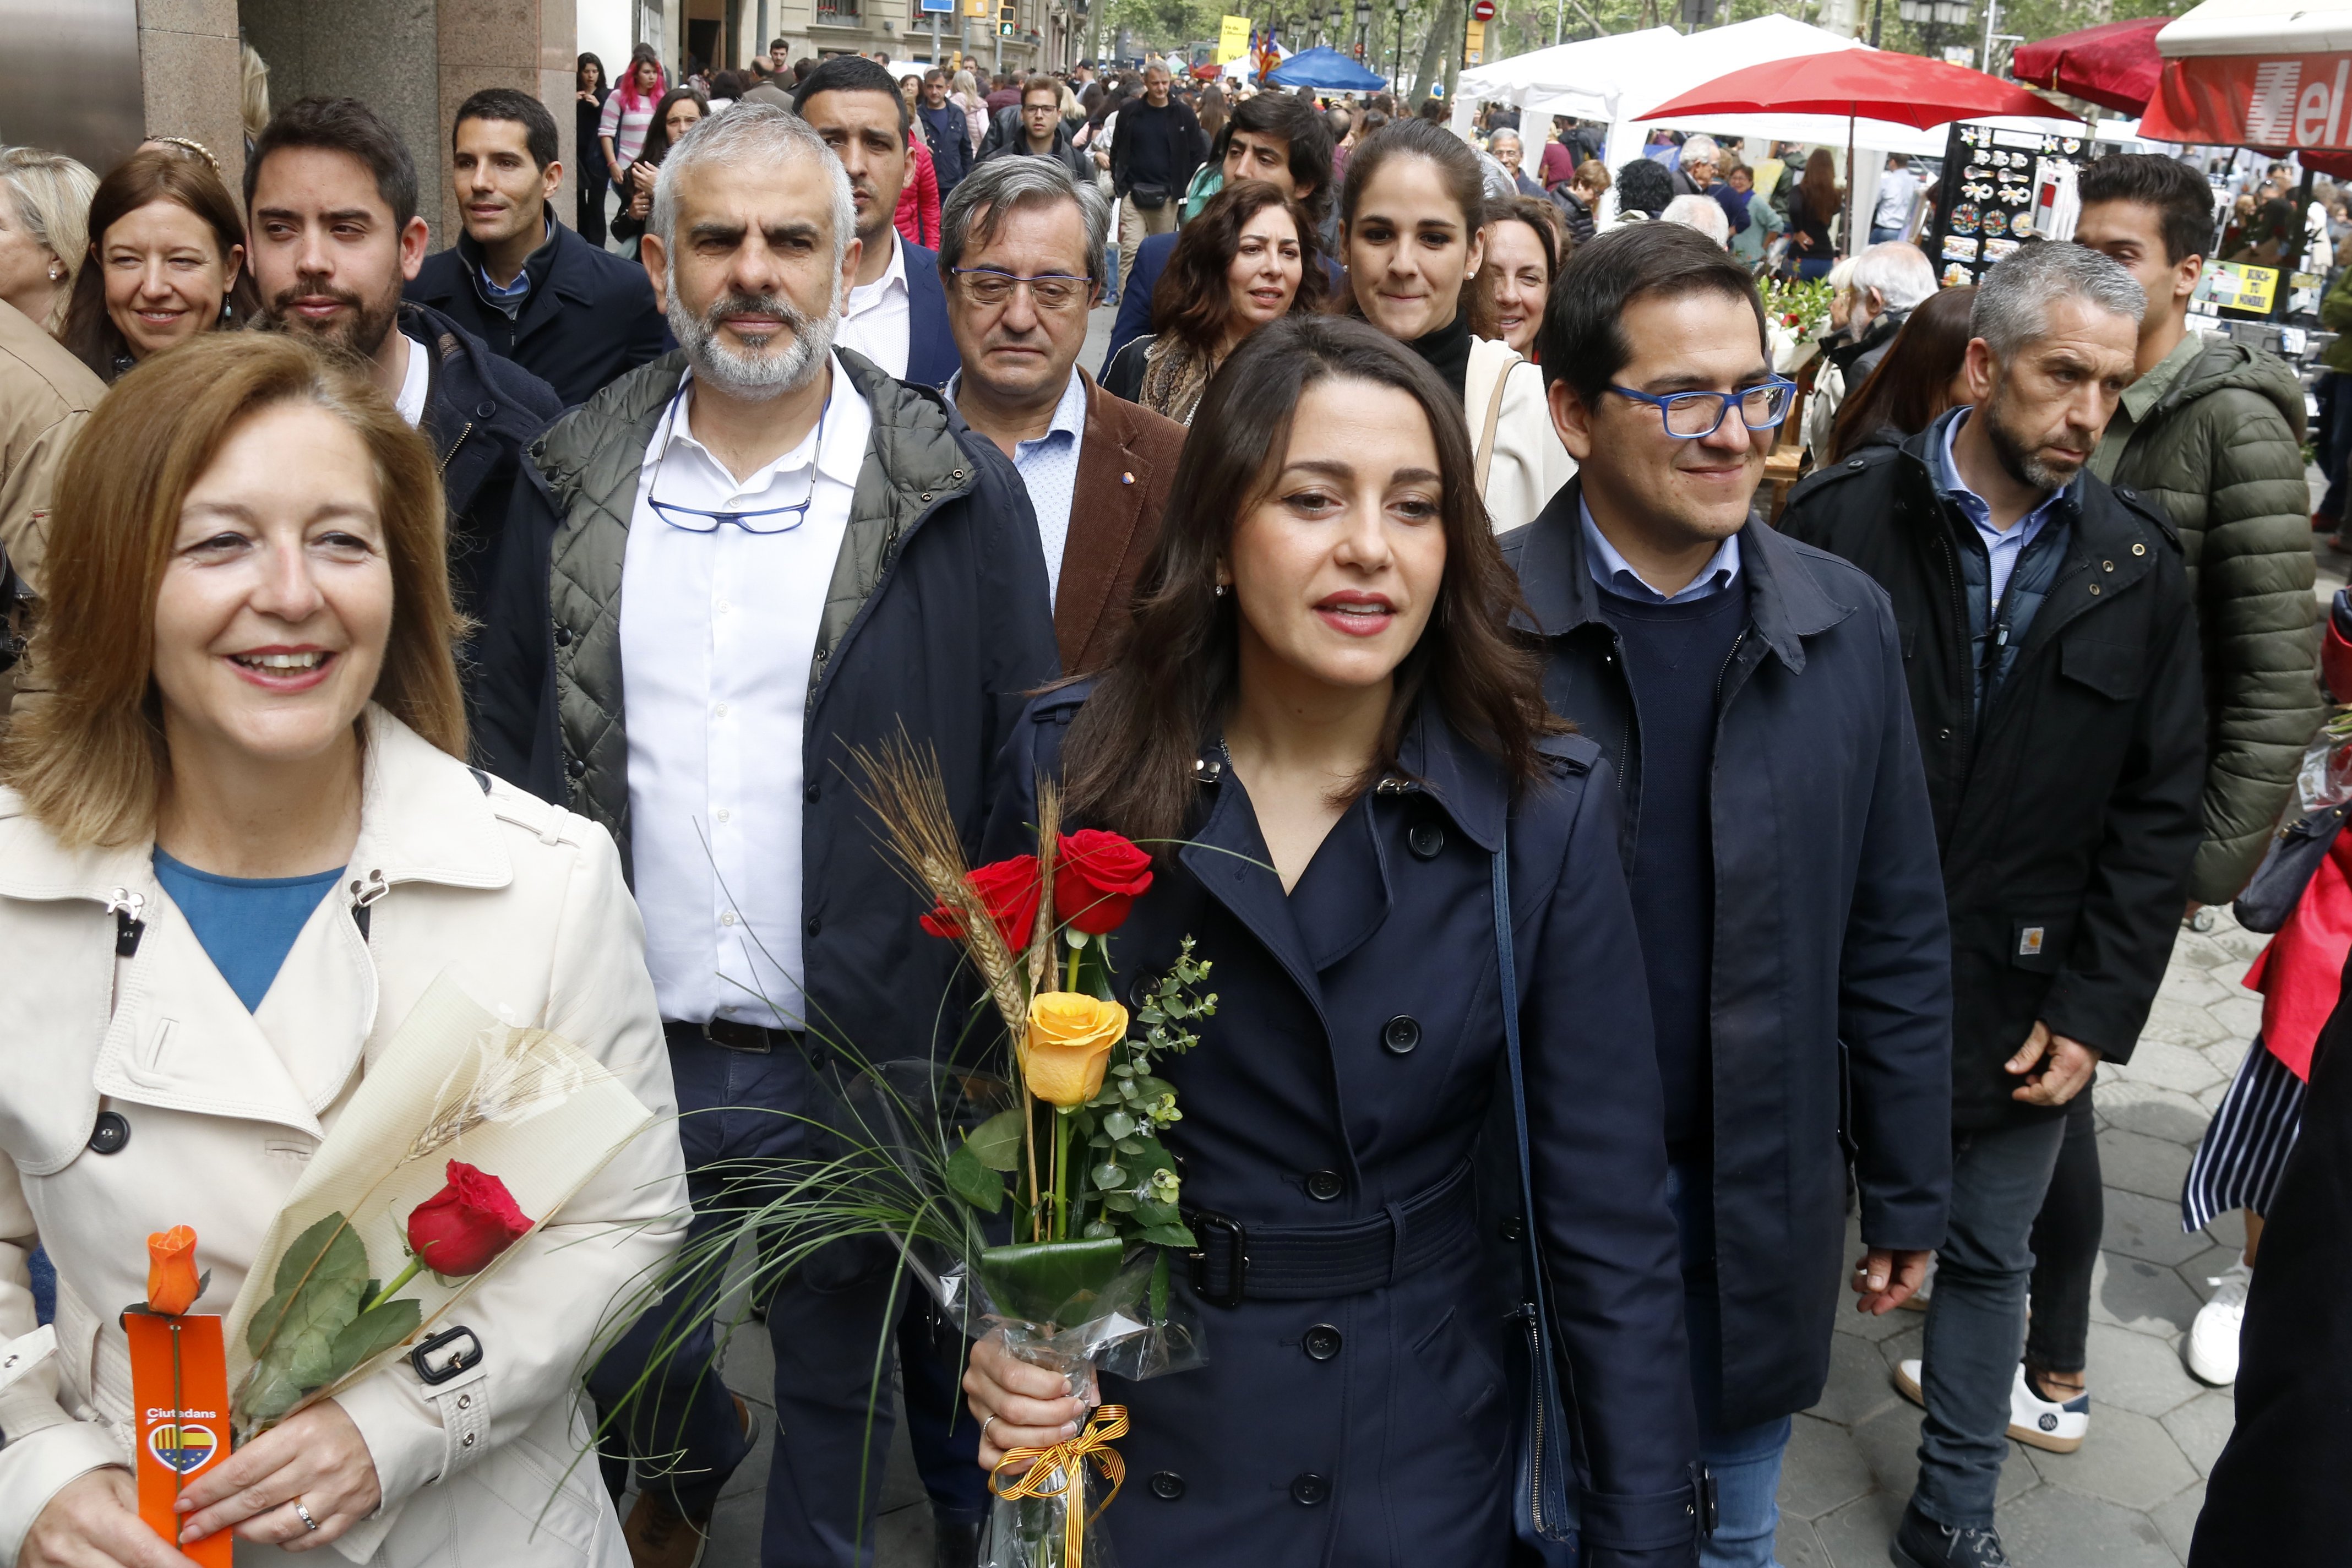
[0,334,688,1567]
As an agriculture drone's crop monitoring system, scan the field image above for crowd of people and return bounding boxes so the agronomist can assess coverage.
[0,38,2340,1568]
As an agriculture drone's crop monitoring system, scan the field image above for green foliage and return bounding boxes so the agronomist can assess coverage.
[980,1237,1129,1325]
[242,1213,375,1425]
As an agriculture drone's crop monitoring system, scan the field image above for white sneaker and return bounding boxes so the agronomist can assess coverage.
[2185,1259,2252,1385]
[2005,1363,2089,1452]
[1892,1358,2090,1452]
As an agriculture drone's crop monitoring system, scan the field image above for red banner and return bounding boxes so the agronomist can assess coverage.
[2144,50,2352,150]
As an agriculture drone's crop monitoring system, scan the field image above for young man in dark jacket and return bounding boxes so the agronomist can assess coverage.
[1780,243,2206,1568]
[471,103,1056,1568]
[406,88,668,409]
[246,96,562,666]
[1109,63,1204,291]
[917,68,973,194]
[1501,222,1953,1568]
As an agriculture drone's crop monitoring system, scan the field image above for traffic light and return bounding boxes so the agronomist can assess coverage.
[998,0,1015,31]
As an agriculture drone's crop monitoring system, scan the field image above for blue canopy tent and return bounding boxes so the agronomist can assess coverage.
[1265,46,1387,90]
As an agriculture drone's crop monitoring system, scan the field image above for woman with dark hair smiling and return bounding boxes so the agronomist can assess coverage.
[1337,119,1574,532]
[1480,194,1563,357]
[60,148,257,382]
[962,314,1701,1567]
[1100,179,1324,422]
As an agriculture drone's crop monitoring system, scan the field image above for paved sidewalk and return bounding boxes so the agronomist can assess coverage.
[1771,911,2258,1566]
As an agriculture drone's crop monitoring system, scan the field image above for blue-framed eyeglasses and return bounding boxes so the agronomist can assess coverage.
[1609,377,1798,439]
[949,267,1092,312]
[646,384,827,534]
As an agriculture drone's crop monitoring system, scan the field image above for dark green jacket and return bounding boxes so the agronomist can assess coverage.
[2323,264,2352,373]
[2093,333,2323,906]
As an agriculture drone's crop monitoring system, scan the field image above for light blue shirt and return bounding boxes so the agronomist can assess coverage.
[1581,498,1742,603]
[948,367,1088,606]
[475,216,548,315]
[1932,407,2068,611]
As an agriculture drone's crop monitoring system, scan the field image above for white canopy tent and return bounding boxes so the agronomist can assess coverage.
[1457,18,2075,227]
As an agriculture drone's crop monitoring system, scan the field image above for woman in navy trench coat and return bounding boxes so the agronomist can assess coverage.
[966,317,1703,1567]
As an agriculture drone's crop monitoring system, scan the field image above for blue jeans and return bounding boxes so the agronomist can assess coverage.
[586,1036,986,1562]
[1669,1163,1794,1568]
[1870,225,1904,246]
[1909,1117,2068,1530]
[1794,257,1834,281]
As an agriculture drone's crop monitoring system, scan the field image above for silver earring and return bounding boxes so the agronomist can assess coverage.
[1214,582,1229,597]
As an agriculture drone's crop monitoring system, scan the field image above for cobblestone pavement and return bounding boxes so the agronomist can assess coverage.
[1772,909,2260,1567]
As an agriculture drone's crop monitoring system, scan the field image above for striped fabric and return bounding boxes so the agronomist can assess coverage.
[2181,1037,2307,1233]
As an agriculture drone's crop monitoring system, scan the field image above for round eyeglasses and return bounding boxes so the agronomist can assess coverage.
[1608,378,1798,439]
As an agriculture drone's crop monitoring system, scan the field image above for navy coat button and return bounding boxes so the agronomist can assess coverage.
[805,783,820,803]
[1382,1015,1421,1055]
[88,1111,129,1155]
[1303,1324,1343,1361]
[1407,822,1445,859]
[1305,1169,1343,1201]
[806,916,821,937]
[474,401,497,420]
[554,627,574,646]
[1500,1215,1524,1242]
[567,757,587,778]
[1148,1471,1185,1500]
[1289,1472,1331,1506]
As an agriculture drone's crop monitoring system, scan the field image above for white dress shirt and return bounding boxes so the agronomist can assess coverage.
[620,356,873,1028]
[946,367,1087,603]
[393,334,431,429]
[835,230,912,379]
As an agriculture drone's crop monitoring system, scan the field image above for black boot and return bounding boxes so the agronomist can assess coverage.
[1890,1501,2013,1568]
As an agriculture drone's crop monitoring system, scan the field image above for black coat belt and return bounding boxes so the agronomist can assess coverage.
[1184,1160,1479,1308]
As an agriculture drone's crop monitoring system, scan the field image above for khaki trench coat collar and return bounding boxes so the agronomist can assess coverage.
[0,707,513,908]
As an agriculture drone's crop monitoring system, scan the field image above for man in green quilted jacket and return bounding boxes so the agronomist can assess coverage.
[2076,154,2323,909]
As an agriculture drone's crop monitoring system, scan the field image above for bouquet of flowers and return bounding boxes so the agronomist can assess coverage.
[860,744,1215,1568]
[1762,275,1837,374]
[224,977,660,1442]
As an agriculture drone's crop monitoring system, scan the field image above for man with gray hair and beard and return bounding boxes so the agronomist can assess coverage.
[473,101,1057,1568]
[1782,243,2206,1568]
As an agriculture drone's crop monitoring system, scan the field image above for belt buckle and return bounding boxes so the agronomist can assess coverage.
[1185,1210,1249,1309]
[410,1324,483,1385]
[701,1020,772,1054]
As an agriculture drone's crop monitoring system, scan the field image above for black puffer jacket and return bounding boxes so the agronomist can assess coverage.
[1780,425,2207,1128]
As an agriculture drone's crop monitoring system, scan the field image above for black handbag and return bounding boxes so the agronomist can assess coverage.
[1491,848,1581,1562]
[2234,804,2350,933]
[1130,183,1171,210]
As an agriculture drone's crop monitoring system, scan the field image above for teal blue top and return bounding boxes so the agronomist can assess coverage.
[151,850,345,1012]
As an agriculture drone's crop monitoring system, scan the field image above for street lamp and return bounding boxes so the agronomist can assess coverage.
[1395,0,1412,91]
[1354,0,1371,59]
[1327,4,1343,46]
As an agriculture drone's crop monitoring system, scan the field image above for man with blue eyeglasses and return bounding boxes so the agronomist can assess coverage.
[1500,221,1954,1568]
[474,100,1056,1568]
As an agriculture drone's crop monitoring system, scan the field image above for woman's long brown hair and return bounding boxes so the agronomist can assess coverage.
[1061,315,1562,850]
[0,332,466,847]
[1148,179,1327,356]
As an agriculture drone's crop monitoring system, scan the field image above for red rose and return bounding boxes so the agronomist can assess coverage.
[919,854,1044,952]
[1054,829,1155,935]
[406,1161,532,1277]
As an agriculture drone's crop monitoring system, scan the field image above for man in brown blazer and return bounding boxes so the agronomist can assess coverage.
[937,157,1185,673]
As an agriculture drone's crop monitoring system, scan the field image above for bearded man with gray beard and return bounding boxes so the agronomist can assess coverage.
[1781,243,2206,1568]
[471,101,1058,1568]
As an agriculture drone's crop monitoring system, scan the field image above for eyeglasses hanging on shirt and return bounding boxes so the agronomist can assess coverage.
[645,383,829,534]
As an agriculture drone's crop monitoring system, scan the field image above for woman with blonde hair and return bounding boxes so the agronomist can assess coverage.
[241,45,272,148]
[0,331,687,1566]
[0,147,99,334]
[952,67,990,156]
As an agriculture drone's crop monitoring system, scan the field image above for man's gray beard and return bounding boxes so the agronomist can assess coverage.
[667,281,840,400]
[1983,386,2079,494]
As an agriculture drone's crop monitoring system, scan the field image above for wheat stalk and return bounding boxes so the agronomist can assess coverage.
[1028,778,1061,997]
[849,738,1028,1036]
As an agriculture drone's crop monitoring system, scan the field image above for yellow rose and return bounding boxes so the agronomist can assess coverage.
[1021,992,1129,1108]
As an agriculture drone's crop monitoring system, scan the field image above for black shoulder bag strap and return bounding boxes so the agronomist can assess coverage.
[1494,847,1581,1559]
